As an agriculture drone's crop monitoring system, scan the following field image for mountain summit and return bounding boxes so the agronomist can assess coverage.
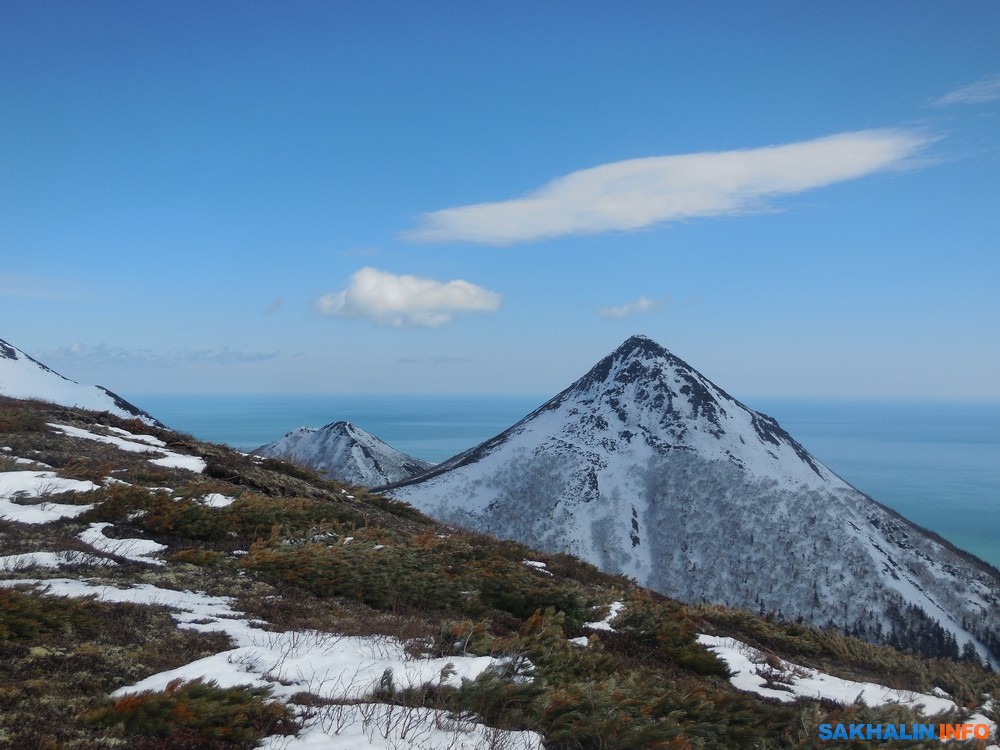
[0,337,161,426]
[254,421,433,487]
[389,335,1000,664]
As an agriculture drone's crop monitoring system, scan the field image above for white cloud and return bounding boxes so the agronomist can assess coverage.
[597,295,668,319]
[400,130,932,245]
[46,343,281,367]
[935,74,1000,105]
[315,267,502,328]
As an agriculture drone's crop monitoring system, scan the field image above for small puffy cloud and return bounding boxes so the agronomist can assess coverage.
[935,74,1000,105]
[315,267,502,328]
[400,129,932,245]
[598,295,669,319]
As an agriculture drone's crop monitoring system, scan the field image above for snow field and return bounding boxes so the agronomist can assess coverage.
[0,578,543,750]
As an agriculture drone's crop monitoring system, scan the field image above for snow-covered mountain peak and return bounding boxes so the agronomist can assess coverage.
[390,335,1000,665]
[254,420,433,488]
[0,336,161,426]
[511,335,829,489]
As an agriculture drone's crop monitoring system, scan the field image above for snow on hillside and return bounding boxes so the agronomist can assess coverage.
[48,423,207,473]
[255,421,433,487]
[0,337,160,425]
[0,577,544,750]
[390,335,1000,665]
[0,470,98,523]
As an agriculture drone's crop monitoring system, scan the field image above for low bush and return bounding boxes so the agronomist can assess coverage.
[0,406,47,433]
[88,678,296,746]
[0,586,99,642]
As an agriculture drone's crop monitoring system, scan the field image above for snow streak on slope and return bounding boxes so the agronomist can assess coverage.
[255,421,433,487]
[389,336,1000,665]
[0,337,160,425]
[48,423,207,473]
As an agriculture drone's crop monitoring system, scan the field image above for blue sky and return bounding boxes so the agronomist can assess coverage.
[2,1,999,399]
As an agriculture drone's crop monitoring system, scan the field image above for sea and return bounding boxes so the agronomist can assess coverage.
[135,394,1000,570]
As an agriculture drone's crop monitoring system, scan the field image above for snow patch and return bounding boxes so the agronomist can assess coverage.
[697,633,994,733]
[197,492,237,508]
[0,471,97,523]
[78,522,168,565]
[584,601,624,631]
[0,551,115,571]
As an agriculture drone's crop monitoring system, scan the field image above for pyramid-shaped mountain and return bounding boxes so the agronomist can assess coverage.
[388,335,1000,664]
[254,421,433,488]
[0,337,161,426]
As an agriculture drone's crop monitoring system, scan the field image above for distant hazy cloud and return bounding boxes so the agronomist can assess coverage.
[935,75,1000,105]
[48,342,281,367]
[0,274,76,300]
[264,297,284,315]
[598,295,669,319]
[315,267,502,328]
[401,130,932,245]
[396,356,472,365]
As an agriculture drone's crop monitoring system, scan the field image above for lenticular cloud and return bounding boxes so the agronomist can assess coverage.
[401,129,932,245]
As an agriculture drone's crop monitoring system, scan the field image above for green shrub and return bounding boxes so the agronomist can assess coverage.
[0,406,47,433]
[0,587,98,643]
[245,540,463,613]
[259,457,322,482]
[170,548,227,567]
[88,678,295,745]
[617,593,730,677]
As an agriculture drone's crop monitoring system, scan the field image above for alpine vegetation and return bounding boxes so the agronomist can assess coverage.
[1,382,999,747]
[387,335,1000,665]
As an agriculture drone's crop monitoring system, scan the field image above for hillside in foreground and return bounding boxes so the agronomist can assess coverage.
[1,396,998,749]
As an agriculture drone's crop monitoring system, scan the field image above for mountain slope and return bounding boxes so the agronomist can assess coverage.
[388,335,1000,665]
[0,337,161,426]
[2,397,997,748]
[254,421,433,487]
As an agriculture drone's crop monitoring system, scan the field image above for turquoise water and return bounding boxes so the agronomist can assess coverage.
[136,394,1000,569]
[754,399,1000,570]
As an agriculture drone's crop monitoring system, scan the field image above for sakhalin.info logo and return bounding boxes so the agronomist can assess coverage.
[818,723,991,741]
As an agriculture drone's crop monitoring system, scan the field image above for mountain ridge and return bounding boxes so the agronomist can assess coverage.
[0,336,161,427]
